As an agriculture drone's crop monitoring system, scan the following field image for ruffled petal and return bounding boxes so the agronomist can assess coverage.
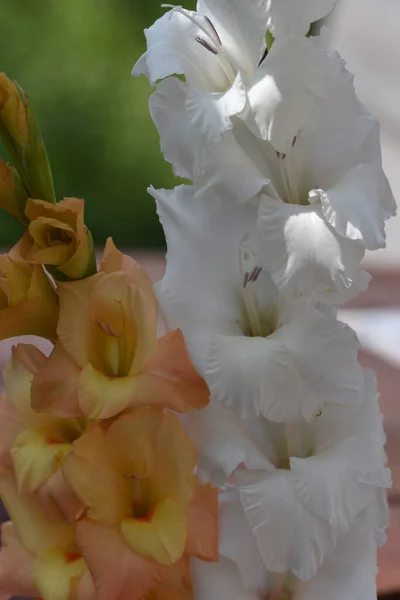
[218,488,268,593]
[265,0,335,37]
[183,404,274,485]
[295,518,377,600]
[151,184,257,373]
[186,72,246,144]
[290,434,390,534]
[257,196,370,304]
[149,78,210,180]
[236,470,336,579]
[247,35,326,153]
[206,298,363,422]
[317,163,387,250]
[136,329,210,413]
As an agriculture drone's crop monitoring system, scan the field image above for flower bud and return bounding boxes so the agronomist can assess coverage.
[0,244,58,341]
[0,73,28,148]
[0,159,29,222]
[20,197,96,280]
[0,74,55,203]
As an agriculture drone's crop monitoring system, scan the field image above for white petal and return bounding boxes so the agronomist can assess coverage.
[236,470,336,579]
[257,196,370,304]
[150,184,257,373]
[132,9,228,90]
[295,518,377,600]
[219,488,269,593]
[191,556,261,600]
[266,0,336,37]
[186,71,247,144]
[247,36,327,153]
[196,0,269,75]
[290,435,390,533]
[183,404,274,484]
[149,77,210,180]
[316,163,387,250]
[206,300,363,423]
[196,128,271,204]
[360,488,389,547]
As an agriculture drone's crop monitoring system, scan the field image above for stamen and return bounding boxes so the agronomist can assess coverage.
[97,322,122,337]
[196,36,218,55]
[162,5,221,48]
[204,15,222,46]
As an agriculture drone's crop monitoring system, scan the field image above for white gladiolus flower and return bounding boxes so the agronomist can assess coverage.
[151,184,364,422]
[183,370,390,581]
[195,52,395,300]
[133,1,334,175]
[135,0,394,596]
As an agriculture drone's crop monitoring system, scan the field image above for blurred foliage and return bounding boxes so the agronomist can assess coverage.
[0,0,195,248]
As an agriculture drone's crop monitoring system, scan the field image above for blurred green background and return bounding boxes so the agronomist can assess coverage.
[0,0,195,248]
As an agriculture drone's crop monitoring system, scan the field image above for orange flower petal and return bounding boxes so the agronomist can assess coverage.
[136,330,209,413]
[0,522,37,598]
[4,344,49,422]
[185,480,219,561]
[100,238,156,309]
[76,519,167,600]
[0,471,74,555]
[121,497,187,566]
[57,275,104,368]
[106,408,162,476]
[38,470,85,525]
[31,341,82,418]
[62,427,131,526]
[153,412,197,506]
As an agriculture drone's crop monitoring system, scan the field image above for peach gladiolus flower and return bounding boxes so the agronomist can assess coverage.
[19,197,95,280]
[31,239,209,420]
[63,407,218,600]
[0,344,86,493]
[0,470,95,600]
[0,243,58,342]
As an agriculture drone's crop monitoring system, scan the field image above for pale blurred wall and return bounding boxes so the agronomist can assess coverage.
[330,0,400,270]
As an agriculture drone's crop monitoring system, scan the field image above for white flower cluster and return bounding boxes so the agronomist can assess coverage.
[134,1,395,598]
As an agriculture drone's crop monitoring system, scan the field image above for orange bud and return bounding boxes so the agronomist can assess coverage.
[20,197,95,280]
[0,73,28,148]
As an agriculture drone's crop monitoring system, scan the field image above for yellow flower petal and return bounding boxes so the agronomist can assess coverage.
[11,418,84,493]
[121,498,187,566]
[78,363,136,420]
[34,549,87,600]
